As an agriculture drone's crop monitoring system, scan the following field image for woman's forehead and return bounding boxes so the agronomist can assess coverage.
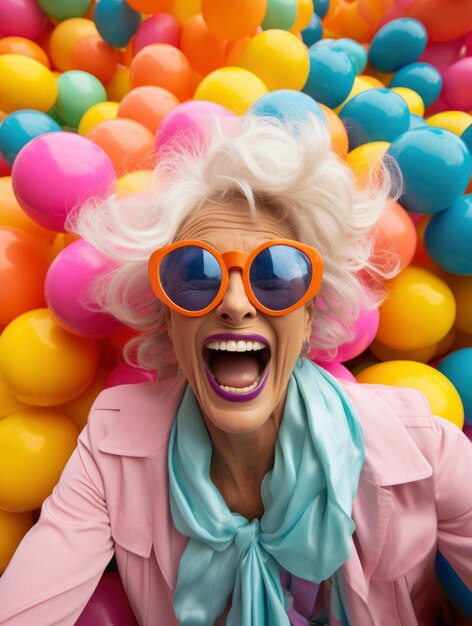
[176,202,294,244]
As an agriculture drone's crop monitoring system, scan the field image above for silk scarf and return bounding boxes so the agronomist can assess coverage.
[168,359,364,626]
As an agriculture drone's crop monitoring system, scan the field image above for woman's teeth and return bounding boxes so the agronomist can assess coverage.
[206,339,266,352]
[219,374,262,394]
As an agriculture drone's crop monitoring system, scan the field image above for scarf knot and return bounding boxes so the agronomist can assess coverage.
[169,360,364,626]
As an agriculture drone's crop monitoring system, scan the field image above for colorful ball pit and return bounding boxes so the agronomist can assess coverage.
[1,0,471,618]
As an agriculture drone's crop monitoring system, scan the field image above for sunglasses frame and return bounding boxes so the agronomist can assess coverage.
[148,238,324,317]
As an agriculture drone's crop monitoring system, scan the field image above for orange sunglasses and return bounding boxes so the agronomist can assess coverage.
[148,238,324,317]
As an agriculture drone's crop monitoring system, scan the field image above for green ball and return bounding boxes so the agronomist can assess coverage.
[37,0,92,20]
[55,71,107,128]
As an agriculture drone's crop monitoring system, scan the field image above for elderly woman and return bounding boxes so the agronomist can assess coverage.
[0,114,471,626]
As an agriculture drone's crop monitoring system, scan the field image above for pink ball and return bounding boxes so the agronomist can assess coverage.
[134,13,181,55]
[45,239,124,338]
[315,361,357,382]
[104,361,157,388]
[465,31,472,56]
[75,572,138,626]
[156,100,235,152]
[0,0,47,39]
[314,304,380,364]
[12,132,116,232]
[442,57,472,110]
[419,37,465,75]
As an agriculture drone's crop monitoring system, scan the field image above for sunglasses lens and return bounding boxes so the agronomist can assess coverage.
[249,245,312,311]
[159,246,222,312]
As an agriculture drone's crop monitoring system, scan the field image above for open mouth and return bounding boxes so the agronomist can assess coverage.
[202,334,271,402]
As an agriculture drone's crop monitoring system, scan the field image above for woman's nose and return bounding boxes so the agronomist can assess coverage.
[216,270,257,324]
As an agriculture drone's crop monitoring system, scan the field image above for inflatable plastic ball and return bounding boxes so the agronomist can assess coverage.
[60,368,110,431]
[436,552,472,618]
[48,18,99,73]
[437,348,472,426]
[261,0,297,30]
[45,239,124,339]
[133,13,181,54]
[55,70,107,128]
[355,360,464,429]
[442,58,472,112]
[328,38,367,75]
[424,195,472,275]
[446,275,472,336]
[0,0,47,40]
[0,378,28,419]
[94,0,141,48]
[0,36,50,68]
[303,46,355,109]
[313,0,329,19]
[75,572,139,626]
[426,111,472,139]
[201,0,267,41]
[0,407,79,512]
[0,509,34,574]
[301,13,323,47]
[237,30,310,92]
[339,88,410,150]
[0,226,51,327]
[118,86,179,135]
[376,265,456,351]
[408,113,427,130]
[104,361,157,388]
[0,176,55,241]
[12,131,116,232]
[0,308,99,406]
[248,89,326,123]
[179,14,228,76]
[368,18,427,73]
[37,0,92,21]
[370,200,417,273]
[71,36,118,85]
[386,127,472,214]
[315,361,356,382]
[346,140,390,185]
[389,62,443,109]
[126,0,173,12]
[194,67,268,115]
[156,100,235,152]
[78,101,120,136]
[390,86,425,117]
[0,110,61,166]
[0,55,58,114]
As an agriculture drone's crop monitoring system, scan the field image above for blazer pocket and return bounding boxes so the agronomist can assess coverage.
[112,509,153,558]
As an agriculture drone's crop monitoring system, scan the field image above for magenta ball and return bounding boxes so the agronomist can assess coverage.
[0,0,47,39]
[104,361,157,388]
[156,100,235,151]
[75,572,138,626]
[134,13,181,54]
[442,58,472,110]
[315,361,357,382]
[45,239,124,338]
[12,132,116,232]
[419,38,465,75]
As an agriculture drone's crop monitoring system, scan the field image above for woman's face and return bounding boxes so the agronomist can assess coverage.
[166,202,314,434]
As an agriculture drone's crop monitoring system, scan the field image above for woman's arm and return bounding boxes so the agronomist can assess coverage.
[0,421,114,625]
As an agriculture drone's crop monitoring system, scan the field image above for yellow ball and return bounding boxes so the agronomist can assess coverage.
[237,30,309,91]
[369,338,438,363]
[426,111,472,137]
[0,508,34,573]
[105,65,131,102]
[171,0,201,24]
[335,75,378,113]
[194,67,268,114]
[0,407,79,512]
[292,0,315,32]
[0,54,58,113]
[116,169,156,196]
[0,309,99,406]
[49,18,98,73]
[445,274,472,335]
[59,367,109,431]
[376,265,456,351]
[390,86,425,117]
[78,100,120,136]
[346,140,390,185]
[356,360,464,429]
[0,378,28,419]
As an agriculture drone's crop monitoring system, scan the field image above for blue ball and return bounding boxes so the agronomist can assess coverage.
[94,0,141,48]
[424,194,472,274]
[0,110,61,165]
[339,88,410,150]
[301,13,323,47]
[330,38,367,75]
[314,0,329,19]
[408,114,427,130]
[303,47,355,109]
[369,18,427,73]
[461,123,472,153]
[436,551,472,617]
[389,62,443,108]
[249,89,326,124]
[387,127,472,214]
[437,348,472,425]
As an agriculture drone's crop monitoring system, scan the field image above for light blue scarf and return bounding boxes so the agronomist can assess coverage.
[168,360,364,626]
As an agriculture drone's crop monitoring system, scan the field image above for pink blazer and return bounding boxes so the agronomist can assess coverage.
[1,377,471,625]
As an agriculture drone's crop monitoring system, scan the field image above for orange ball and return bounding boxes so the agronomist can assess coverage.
[371,201,417,274]
[0,36,50,68]
[408,0,472,43]
[126,0,173,12]
[201,0,267,41]
[129,43,194,101]
[318,103,349,160]
[71,35,118,85]
[0,226,50,326]
[118,85,179,135]
[87,118,156,175]
[49,18,98,72]
[180,14,228,76]
[0,176,55,242]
